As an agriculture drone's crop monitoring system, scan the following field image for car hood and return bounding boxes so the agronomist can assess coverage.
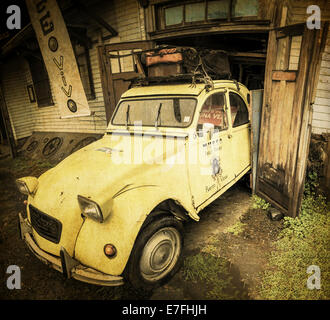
[36,133,186,199]
[28,133,186,256]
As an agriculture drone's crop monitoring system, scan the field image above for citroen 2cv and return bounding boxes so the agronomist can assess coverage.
[17,80,251,290]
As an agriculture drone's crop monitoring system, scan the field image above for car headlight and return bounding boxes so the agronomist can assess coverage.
[16,177,38,195]
[77,195,104,223]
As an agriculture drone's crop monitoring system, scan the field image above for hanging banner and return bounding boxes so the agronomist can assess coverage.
[25,0,90,118]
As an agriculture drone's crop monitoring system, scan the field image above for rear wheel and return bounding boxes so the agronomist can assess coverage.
[126,215,183,291]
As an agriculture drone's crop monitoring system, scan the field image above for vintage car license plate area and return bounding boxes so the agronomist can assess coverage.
[29,205,62,244]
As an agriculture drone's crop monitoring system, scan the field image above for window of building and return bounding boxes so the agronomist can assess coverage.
[165,5,184,26]
[197,92,228,130]
[207,0,230,20]
[109,49,143,74]
[232,0,258,18]
[27,55,53,108]
[159,0,258,29]
[185,2,205,22]
[229,92,249,127]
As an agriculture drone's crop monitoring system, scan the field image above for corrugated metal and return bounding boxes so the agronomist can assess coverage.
[1,0,145,140]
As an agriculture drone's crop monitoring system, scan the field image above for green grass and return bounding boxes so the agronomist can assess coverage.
[251,194,271,210]
[182,235,248,299]
[0,156,55,177]
[258,193,330,299]
[183,252,237,299]
[226,221,246,236]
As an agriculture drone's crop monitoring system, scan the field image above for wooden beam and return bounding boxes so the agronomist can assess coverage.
[67,27,93,48]
[291,23,329,216]
[73,0,118,37]
[272,70,297,81]
[97,46,112,124]
[227,52,266,58]
[290,26,323,217]
[275,23,305,39]
[0,82,17,158]
[150,23,271,40]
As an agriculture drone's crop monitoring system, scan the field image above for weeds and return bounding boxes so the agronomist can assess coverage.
[183,252,237,299]
[182,235,249,299]
[258,173,330,300]
[226,221,246,236]
[251,195,271,210]
[0,156,55,177]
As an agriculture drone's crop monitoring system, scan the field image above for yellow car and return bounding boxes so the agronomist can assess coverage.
[17,80,251,290]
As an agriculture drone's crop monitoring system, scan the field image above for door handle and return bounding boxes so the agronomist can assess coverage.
[228,134,232,139]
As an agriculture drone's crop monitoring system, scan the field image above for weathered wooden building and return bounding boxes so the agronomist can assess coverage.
[0,0,329,216]
[0,0,147,141]
[1,0,328,140]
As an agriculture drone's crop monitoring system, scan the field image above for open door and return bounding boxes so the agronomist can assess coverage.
[256,23,326,217]
[98,41,153,123]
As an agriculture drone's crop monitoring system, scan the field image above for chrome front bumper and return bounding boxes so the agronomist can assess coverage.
[18,213,124,287]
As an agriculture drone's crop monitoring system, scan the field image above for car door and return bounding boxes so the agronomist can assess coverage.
[187,90,234,209]
[227,90,251,177]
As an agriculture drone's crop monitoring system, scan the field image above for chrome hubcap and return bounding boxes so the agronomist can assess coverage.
[140,227,181,281]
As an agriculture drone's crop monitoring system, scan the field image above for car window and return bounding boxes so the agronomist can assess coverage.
[111,98,196,128]
[197,92,228,131]
[229,92,249,127]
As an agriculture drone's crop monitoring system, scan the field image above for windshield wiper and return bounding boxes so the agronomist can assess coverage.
[155,103,162,129]
[126,104,130,129]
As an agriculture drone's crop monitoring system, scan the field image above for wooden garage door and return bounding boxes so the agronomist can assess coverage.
[98,41,153,123]
[256,23,327,217]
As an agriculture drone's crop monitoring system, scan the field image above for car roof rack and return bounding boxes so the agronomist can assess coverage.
[131,73,203,86]
[130,72,234,90]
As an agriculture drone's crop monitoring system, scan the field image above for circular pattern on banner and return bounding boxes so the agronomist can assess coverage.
[67,99,77,113]
[42,137,63,157]
[48,36,58,52]
[26,141,38,153]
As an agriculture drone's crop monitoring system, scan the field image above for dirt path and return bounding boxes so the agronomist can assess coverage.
[0,157,283,300]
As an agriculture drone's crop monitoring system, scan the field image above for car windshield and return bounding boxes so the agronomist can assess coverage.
[111,98,196,128]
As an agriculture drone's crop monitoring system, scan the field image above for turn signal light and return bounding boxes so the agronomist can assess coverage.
[104,244,117,258]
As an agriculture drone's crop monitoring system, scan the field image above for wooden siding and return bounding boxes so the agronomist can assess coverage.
[287,0,329,25]
[1,58,34,140]
[1,0,146,140]
[312,27,330,134]
[287,1,330,134]
[85,0,145,43]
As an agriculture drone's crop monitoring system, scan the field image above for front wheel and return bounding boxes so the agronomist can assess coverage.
[125,215,183,291]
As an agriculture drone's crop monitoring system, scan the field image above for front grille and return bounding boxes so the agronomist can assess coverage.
[29,205,62,244]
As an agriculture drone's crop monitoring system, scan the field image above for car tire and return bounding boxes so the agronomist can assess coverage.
[125,215,184,291]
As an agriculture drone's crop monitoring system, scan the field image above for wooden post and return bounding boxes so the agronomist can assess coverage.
[291,25,326,217]
[97,45,113,124]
